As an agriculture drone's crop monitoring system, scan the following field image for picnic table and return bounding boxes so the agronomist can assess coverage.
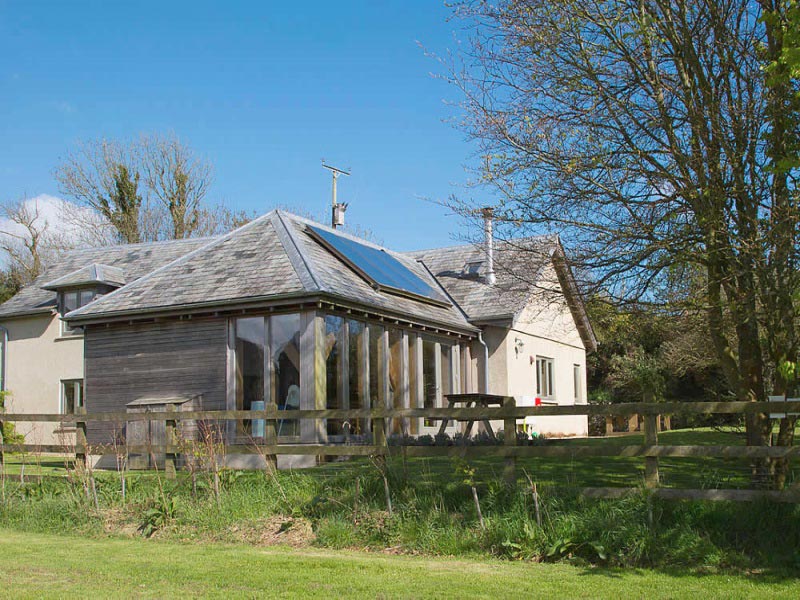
[438,393,510,441]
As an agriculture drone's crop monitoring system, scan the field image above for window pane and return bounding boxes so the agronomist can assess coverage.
[79,290,95,307]
[348,321,365,409]
[324,315,343,435]
[63,292,78,313]
[388,329,403,408]
[63,382,75,414]
[388,328,405,434]
[440,345,452,398]
[272,314,301,438]
[368,324,382,411]
[536,357,555,398]
[422,339,436,426]
[346,320,366,436]
[235,317,265,436]
[62,379,83,414]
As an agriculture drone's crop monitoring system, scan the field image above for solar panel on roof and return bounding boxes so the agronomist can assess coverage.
[308,225,450,306]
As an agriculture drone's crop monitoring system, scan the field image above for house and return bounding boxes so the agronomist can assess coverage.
[0,209,595,462]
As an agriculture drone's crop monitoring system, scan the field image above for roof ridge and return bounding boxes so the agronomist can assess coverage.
[65,212,274,318]
[272,211,324,293]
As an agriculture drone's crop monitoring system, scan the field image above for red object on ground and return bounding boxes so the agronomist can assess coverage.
[535,397,542,406]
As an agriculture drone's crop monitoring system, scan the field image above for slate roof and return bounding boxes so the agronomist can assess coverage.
[64,211,476,333]
[0,210,592,343]
[407,237,597,350]
[406,237,558,323]
[42,263,126,291]
[0,237,214,319]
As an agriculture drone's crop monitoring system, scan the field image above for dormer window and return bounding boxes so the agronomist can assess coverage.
[59,289,97,336]
[41,263,126,338]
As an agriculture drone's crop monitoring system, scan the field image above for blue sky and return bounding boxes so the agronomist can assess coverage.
[0,1,489,250]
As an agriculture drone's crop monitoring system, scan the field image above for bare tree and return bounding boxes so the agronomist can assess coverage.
[140,134,213,239]
[54,140,143,244]
[0,198,69,289]
[449,0,800,486]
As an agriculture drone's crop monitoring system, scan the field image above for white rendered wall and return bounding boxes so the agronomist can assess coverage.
[484,265,589,437]
[2,313,83,446]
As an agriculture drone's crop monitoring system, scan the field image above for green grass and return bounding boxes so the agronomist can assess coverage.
[1,529,798,599]
[2,427,800,574]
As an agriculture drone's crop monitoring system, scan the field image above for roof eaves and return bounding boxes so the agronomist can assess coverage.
[551,242,597,352]
[0,307,56,320]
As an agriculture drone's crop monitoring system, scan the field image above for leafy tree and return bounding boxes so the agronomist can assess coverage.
[450,0,800,486]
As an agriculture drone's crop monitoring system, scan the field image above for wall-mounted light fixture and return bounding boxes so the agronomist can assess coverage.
[514,337,525,356]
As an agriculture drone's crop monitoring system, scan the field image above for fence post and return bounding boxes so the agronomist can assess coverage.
[373,407,387,454]
[75,408,88,468]
[264,405,277,473]
[164,408,177,480]
[643,411,659,489]
[503,396,517,486]
[0,415,4,469]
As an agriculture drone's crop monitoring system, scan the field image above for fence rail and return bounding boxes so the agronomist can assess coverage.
[2,399,799,502]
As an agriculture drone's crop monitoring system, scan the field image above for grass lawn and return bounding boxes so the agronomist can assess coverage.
[1,529,798,599]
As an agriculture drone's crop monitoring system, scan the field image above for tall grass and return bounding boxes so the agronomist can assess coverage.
[1,460,799,571]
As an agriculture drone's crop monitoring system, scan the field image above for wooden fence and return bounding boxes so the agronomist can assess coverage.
[2,397,800,502]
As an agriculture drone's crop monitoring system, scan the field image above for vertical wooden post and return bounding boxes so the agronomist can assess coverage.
[605,415,614,436]
[643,412,659,489]
[75,409,88,468]
[264,405,277,472]
[503,396,517,486]
[0,416,4,469]
[628,413,639,432]
[164,408,177,480]
[373,406,387,453]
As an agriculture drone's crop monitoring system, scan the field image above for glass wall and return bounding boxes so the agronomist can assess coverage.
[272,314,301,437]
[422,339,437,427]
[368,323,383,410]
[233,314,302,439]
[348,319,367,434]
[440,344,452,398]
[232,310,471,443]
[387,328,404,434]
[408,334,420,434]
[325,315,344,435]
[235,317,265,436]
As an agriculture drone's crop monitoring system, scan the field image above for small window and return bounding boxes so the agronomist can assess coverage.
[573,364,582,403]
[61,379,84,414]
[536,356,555,399]
[59,289,97,336]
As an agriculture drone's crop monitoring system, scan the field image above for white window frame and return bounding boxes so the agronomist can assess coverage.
[60,379,84,414]
[573,364,583,404]
[536,356,555,400]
